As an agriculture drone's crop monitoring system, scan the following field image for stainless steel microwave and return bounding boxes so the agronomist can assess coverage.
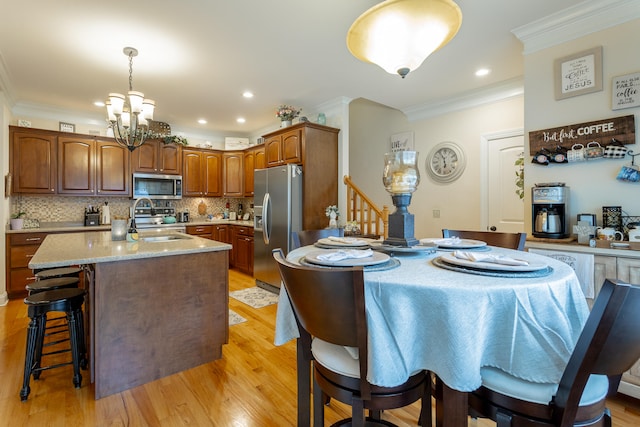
[132,173,182,199]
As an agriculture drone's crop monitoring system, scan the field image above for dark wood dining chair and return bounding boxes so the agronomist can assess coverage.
[272,248,431,427]
[467,278,640,427]
[442,229,527,251]
[292,228,344,249]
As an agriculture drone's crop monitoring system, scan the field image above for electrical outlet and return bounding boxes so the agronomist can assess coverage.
[433,209,440,218]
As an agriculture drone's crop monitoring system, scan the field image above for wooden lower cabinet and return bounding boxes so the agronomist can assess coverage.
[232,226,254,275]
[6,232,50,299]
[574,253,640,398]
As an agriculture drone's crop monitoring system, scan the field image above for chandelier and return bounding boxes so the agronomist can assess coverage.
[105,47,155,152]
[347,0,462,78]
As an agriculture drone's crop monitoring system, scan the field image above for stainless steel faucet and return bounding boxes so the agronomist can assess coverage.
[132,197,155,218]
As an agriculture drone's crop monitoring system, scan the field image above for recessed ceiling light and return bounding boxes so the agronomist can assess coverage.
[94,101,105,107]
[242,91,254,98]
[198,119,207,124]
[237,117,246,124]
[475,68,490,77]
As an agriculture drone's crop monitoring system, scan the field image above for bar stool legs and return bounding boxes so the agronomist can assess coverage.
[20,288,87,401]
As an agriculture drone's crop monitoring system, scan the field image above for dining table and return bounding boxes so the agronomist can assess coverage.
[274,241,591,427]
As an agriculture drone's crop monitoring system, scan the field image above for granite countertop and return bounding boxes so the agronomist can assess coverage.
[526,239,640,258]
[6,219,254,234]
[29,231,232,269]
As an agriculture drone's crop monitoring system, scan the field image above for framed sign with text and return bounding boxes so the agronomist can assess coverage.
[612,72,640,110]
[554,47,603,100]
[390,131,414,152]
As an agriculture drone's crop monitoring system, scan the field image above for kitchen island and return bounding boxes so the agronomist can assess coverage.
[29,231,232,399]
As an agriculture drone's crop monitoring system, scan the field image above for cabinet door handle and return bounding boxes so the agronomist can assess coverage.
[25,238,42,242]
[26,254,34,258]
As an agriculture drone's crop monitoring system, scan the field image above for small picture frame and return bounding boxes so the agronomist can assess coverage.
[554,46,603,100]
[390,131,414,152]
[612,71,640,110]
[59,122,75,133]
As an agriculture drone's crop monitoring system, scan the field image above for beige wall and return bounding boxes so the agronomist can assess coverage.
[349,96,524,239]
[524,19,640,233]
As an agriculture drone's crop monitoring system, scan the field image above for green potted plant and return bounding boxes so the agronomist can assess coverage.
[10,211,26,230]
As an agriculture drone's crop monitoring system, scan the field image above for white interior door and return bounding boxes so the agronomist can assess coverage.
[481,130,525,233]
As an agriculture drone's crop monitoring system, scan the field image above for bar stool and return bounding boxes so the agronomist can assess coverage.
[34,266,82,281]
[20,288,87,401]
[26,276,80,295]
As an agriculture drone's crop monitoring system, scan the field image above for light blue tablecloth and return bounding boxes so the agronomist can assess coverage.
[275,245,590,391]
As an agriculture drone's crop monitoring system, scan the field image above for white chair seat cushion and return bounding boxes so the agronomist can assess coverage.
[312,338,360,378]
[480,366,609,405]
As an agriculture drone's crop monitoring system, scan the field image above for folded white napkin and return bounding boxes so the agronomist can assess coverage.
[325,236,368,245]
[452,250,529,266]
[420,237,462,246]
[316,249,374,261]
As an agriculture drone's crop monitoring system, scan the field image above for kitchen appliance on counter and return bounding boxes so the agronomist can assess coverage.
[253,164,302,290]
[532,183,569,239]
[84,207,100,226]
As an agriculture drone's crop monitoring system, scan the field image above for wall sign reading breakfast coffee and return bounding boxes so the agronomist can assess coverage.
[529,115,635,157]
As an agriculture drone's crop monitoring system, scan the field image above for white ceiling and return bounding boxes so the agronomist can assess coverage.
[0,0,588,136]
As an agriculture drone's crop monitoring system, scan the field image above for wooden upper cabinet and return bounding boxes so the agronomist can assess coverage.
[96,141,130,195]
[204,151,222,197]
[182,148,222,197]
[182,149,204,196]
[131,140,182,175]
[265,135,283,167]
[264,128,302,167]
[243,150,255,197]
[58,136,130,196]
[223,151,243,197]
[254,145,266,169]
[281,128,302,164]
[58,136,95,195]
[10,127,57,194]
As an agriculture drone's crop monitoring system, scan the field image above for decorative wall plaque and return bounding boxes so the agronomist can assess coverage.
[528,115,635,156]
[612,72,640,110]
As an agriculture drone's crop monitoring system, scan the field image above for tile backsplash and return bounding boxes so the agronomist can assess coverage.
[10,196,254,224]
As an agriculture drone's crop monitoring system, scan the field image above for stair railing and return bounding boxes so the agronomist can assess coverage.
[343,175,389,239]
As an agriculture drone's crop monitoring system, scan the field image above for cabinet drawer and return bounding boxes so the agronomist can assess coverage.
[186,225,213,234]
[10,233,48,245]
[10,245,39,268]
[235,226,254,236]
[10,268,37,296]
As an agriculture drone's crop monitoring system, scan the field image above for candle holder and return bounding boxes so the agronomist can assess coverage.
[382,151,420,247]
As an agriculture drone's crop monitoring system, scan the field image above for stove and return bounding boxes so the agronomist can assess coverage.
[133,202,186,232]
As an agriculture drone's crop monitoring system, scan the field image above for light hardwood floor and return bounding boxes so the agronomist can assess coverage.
[1,269,640,426]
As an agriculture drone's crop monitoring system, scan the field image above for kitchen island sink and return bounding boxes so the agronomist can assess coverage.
[29,231,231,399]
[140,234,192,242]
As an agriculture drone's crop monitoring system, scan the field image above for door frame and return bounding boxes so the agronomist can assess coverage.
[480,128,524,231]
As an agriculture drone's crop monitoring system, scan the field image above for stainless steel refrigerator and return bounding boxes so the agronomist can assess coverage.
[253,164,303,290]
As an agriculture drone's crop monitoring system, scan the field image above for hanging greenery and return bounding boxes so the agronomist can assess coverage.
[515,151,524,200]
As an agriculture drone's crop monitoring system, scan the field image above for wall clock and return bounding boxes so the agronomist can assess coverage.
[426,141,466,183]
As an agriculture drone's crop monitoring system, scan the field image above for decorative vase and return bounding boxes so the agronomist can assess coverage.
[10,218,24,230]
[281,120,292,128]
[329,211,338,229]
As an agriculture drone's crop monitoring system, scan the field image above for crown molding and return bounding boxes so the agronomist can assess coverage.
[512,0,640,54]
[402,77,524,122]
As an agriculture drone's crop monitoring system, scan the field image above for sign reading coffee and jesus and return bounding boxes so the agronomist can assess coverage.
[529,115,635,155]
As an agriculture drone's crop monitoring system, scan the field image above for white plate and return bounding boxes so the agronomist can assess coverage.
[304,250,390,267]
[420,238,487,249]
[439,253,548,272]
[316,237,372,247]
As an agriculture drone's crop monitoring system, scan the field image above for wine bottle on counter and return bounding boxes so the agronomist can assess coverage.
[127,217,139,242]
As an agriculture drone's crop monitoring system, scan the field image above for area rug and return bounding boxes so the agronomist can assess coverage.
[230,287,279,309]
[229,309,247,326]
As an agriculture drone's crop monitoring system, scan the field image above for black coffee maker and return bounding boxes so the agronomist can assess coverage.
[532,183,569,239]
